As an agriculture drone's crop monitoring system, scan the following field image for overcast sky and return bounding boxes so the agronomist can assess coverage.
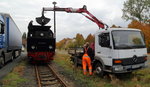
[0,0,129,41]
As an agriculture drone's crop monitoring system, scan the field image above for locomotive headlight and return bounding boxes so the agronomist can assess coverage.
[31,46,35,49]
[30,34,32,37]
[40,33,44,36]
[49,46,53,49]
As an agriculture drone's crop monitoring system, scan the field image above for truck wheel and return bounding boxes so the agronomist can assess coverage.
[14,51,17,58]
[11,55,14,61]
[18,50,21,57]
[0,56,5,68]
[95,63,104,77]
[11,52,15,61]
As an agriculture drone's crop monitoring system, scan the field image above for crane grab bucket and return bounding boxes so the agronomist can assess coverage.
[36,15,50,26]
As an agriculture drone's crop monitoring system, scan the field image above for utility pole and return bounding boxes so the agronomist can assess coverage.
[53,1,57,38]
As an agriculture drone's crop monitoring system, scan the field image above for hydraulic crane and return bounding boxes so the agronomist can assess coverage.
[42,2,108,30]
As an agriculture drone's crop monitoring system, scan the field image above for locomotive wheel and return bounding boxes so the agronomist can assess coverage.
[95,63,104,77]
[0,56,5,68]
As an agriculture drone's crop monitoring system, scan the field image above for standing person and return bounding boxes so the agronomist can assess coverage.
[90,42,95,61]
[82,42,92,75]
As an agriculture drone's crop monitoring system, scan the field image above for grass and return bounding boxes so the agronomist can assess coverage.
[54,51,111,87]
[54,50,150,87]
[1,60,27,87]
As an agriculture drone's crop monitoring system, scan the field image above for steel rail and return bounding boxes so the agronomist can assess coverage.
[47,64,68,87]
[34,64,68,87]
[34,65,42,87]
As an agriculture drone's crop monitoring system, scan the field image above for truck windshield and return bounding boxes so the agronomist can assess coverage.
[112,30,146,49]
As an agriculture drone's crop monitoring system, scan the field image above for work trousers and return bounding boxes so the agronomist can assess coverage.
[82,53,92,75]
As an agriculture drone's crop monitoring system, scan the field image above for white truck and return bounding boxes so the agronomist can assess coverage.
[93,28,147,75]
[69,28,147,76]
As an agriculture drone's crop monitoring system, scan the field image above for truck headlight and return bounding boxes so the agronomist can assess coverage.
[49,46,53,49]
[31,46,35,49]
[113,66,124,71]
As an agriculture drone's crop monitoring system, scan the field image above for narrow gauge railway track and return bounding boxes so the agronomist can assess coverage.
[34,64,68,87]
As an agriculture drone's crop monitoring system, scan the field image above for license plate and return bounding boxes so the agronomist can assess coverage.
[132,64,141,69]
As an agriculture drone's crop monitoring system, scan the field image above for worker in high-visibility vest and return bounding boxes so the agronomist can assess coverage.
[82,42,93,75]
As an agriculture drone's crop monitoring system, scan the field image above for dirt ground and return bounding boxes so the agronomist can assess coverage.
[17,59,37,87]
[0,52,26,79]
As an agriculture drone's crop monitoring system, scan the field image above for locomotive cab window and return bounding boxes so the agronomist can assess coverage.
[98,33,110,48]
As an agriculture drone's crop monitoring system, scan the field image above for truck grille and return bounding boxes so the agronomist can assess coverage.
[113,56,147,66]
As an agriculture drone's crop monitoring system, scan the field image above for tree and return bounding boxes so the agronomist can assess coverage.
[56,39,66,50]
[85,34,94,44]
[75,33,85,47]
[111,24,122,28]
[111,24,117,28]
[56,38,74,50]
[22,32,26,39]
[66,40,76,48]
[22,32,27,48]
[122,0,150,23]
[128,20,150,52]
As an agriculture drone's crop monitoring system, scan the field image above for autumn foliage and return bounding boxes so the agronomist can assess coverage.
[128,20,150,52]
[56,33,94,50]
[56,38,72,50]
[111,24,122,28]
[75,33,85,47]
[85,34,95,44]
[22,32,27,48]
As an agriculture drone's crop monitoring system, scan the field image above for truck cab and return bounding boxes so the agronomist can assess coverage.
[94,28,147,75]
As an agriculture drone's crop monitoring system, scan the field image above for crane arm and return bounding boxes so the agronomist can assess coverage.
[42,5,108,29]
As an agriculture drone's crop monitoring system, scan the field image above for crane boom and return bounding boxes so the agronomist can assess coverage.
[42,5,108,29]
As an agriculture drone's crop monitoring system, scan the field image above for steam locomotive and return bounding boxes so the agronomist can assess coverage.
[27,15,55,63]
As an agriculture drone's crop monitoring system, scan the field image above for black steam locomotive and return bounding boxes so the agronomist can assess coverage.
[27,15,55,63]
